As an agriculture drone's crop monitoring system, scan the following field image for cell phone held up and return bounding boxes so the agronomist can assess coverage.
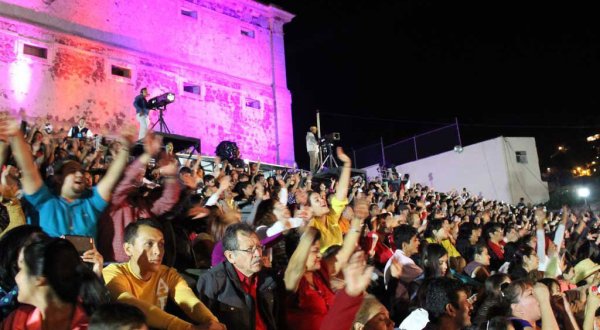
[61,235,94,255]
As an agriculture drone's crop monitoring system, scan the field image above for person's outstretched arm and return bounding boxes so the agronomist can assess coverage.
[285,228,318,292]
[0,112,42,195]
[95,126,136,201]
[335,147,352,202]
[330,198,368,276]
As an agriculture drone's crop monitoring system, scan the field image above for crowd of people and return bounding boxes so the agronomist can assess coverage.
[1,110,600,330]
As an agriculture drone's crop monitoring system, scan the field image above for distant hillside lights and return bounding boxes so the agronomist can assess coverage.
[573,166,592,177]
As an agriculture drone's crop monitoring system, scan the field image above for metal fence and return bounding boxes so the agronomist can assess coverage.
[352,123,462,169]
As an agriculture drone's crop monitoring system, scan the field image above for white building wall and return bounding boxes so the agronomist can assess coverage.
[386,136,549,204]
[502,137,549,204]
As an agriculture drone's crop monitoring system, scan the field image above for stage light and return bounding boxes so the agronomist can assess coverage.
[577,187,590,198]
[148,92,175,109]
[454,145,463,153]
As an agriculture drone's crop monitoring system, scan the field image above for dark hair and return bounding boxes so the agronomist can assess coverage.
[306,191,320,207]
[576,240,600,265]
[253,199,277,227]
[473,243,487,258]
[424,219,446,239]
[501,279,533,306]
[234,181,253,200]
[140,87,147,94]
[502,242,519,264]
[23,238,109,315]
[421,277,466,323]
[204,174,215,184]
[478,316,512,330]
[484,273,511,298]
[508,245,535,280]
[483,222,502,241]
[322,244,342,261]
[178,166,192,176]
[89,302,146,330]
[123,219,164,244]
[393,224,418,250]
[457,222,480,241]
[517,234,535,248]
[0,225,47,290]
[369,203,379,213]
[222,223,256,252]
[421,243,448,278]
[538,278,560,294]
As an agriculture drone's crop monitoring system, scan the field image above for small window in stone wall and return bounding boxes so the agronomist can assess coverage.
[241,28,255,38]
[245,98,261,109]
[23,44,47,59]
[183,83,201,95]
[111,65,131,78]
[515,151,528,164]
[181,9,198,19]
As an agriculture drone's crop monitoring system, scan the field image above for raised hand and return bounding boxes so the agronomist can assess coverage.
[143,132,163,156]
[342,251,373,297]
[353,198,370,220]
[218,175,232,190]
[81,247,104,278]
[119,125,137,149]
[0,111,21,141]
[336,147,351,164]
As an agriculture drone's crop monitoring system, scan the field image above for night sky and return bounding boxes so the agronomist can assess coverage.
[265,0,600,172]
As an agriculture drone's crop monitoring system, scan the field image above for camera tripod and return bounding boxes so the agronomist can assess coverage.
[149,105,171,134]
[317,141,338,172]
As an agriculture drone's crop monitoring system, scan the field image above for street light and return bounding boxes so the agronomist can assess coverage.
[577,187,591,209]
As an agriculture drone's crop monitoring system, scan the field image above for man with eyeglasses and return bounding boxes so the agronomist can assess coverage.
[197,223,284,330]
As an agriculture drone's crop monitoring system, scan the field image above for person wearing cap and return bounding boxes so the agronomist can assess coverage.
[0,112,135,240]
[571,258,600,285]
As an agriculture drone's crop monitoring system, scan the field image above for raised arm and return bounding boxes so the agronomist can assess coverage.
[285,227,318,292]
[95,126,136,201]
[330,198,368,276]
[0,140,7,170]
[0,112,42,194]
[335,147,352,201]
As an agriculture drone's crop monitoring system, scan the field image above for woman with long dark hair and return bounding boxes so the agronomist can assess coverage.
[421,243,449,279]
[1,238,109,329]
[508,245,539,281]
[0,225,47,321]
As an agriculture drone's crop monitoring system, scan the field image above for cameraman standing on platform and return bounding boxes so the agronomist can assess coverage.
[306,125,319,173]
[133,87,150,140]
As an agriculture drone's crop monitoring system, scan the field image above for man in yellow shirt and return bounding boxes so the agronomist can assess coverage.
[103,219,226,330]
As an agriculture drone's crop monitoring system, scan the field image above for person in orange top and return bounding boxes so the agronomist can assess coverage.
[103,219,224,330]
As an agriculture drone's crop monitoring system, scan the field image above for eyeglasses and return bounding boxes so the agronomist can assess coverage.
[233,245,264,254]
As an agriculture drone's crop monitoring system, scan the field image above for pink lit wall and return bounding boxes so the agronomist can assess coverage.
[0,0,295,165]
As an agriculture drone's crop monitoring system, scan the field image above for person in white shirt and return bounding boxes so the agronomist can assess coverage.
[384,224,424,325]
[306,126,319,173]
[384,224,423,288]
[67,117,94,139]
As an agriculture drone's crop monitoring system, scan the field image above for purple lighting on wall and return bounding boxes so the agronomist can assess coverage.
[9,59,32,102]
[0,0,295,165]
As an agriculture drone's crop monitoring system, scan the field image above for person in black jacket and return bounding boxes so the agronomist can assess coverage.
[196,223,285,330]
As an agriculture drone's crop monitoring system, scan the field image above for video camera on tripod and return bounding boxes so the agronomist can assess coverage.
[318,132,341,171]
[318,132,341,146]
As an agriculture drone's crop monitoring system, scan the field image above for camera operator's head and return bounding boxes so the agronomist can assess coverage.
[309,126,317,134]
